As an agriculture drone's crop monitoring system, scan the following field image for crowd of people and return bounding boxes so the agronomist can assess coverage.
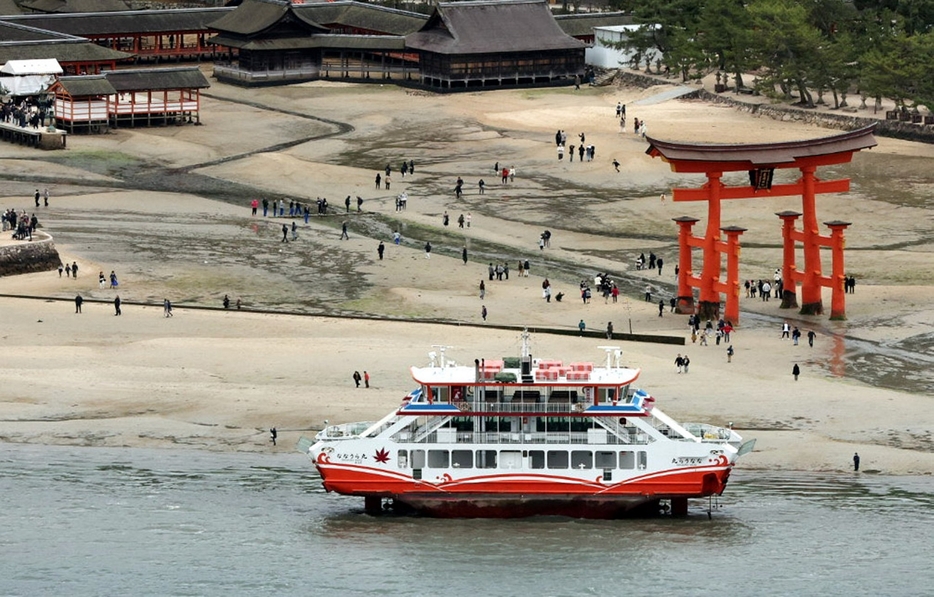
[1,98,48,129]
[3,209,39,240]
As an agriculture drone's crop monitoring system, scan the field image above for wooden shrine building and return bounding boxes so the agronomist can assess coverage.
[208,0,425,86]
[49,73,113,132]
[647,126,877,323]
[0,20,129,74]
[51,66,210,131]
[406,0,586,90]
[106,67,210,127]
[5,8,232,63]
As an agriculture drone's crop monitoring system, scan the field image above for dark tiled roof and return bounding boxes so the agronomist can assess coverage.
[406,0,584,55]
[0,0,24,16]
[293,2,427,36]
[53,74,116,95]
[104,66,211,91]
[18,0,131,14]
[0,38,131,63]
[209,0,327,36]
[3,8,234,36]
[554,11,631,37]
[0,20,131,62]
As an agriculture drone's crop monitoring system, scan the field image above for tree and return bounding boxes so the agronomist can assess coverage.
[696,0,754,87]
[747,0,824,105]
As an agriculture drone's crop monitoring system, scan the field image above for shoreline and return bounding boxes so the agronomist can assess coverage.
[1,79,932,476]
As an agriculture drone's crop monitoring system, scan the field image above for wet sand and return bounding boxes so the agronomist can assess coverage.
[1,75,932,475]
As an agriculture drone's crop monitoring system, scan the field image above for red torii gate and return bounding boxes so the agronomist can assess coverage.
[646,125,877,324]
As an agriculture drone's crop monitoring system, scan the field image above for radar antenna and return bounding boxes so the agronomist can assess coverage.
[431,345,454,368]
[597,345,621,369]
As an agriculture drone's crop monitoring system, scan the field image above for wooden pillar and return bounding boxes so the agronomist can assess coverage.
[799,167,823,315]
[721,226,746,325]
[698,173,723,320]
[672,216,699,314]
[825,220,851,320]
[776,210,801,309]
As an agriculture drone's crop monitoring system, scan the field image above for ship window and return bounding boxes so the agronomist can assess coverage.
[451,417,474,432]
[595,451,616,469]
[638,451,648,469]
[571,451,593,469]
[485,418,511,432]
[547,451,569,469]
[397,450,409,469]
[619,451,635,469]
[476,450,497,469]
[570,419,592,433]
[500,450,522,469]
[428,450,449,468]
[529,450,545,469]
[411,449,426,469]
[452,450,473,469]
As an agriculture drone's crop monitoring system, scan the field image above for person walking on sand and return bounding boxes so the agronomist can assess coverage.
[377,240,385,260]
[658,300,665,317]
[853,452,860,471]
[675,354,684,373]
[340,221,349,240]
[479,280,485,299]
[281,224,289,243]
[727,345,734,363]
[613,159,620,173]
[75,294,83,314]
[481,305,488,321]
[807,330,816,347]
[682,355,690,374]
[606,321,614,340]
[793,363,800,380]
[353,371,362,388]
[164,299,173,317]
[114,295,121,316]
[579,319,586,336]
[270,427,277,446]
[424,241,432,259]
[462,246,468,265]
[364,371,370,388]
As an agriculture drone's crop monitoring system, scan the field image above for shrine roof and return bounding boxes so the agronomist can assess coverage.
[646,124,877,172]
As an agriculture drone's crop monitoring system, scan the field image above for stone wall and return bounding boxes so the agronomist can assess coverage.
[693,89,934,143]
[0,234,62,277]
[615,70,934,143]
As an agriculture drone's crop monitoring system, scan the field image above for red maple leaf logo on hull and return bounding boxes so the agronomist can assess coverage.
[374,448,390,464]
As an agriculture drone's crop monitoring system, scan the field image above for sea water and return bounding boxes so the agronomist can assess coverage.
[1,443,932,596]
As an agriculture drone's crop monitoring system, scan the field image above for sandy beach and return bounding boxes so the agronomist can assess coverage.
[1,71,932,475]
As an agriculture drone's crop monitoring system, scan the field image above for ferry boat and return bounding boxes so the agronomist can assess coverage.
[301,332,754,518]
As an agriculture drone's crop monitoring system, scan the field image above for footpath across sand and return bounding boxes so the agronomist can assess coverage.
[0,77,932,476]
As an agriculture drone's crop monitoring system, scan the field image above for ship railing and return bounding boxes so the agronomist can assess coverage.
[597,418,641,444]
[681,423,734,442]
[319,421,376,439]
[400,431,651,445]
[456,402,593,415]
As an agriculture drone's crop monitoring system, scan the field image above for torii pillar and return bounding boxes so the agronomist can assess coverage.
[776,211,852,319]
[645,125,876,324]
